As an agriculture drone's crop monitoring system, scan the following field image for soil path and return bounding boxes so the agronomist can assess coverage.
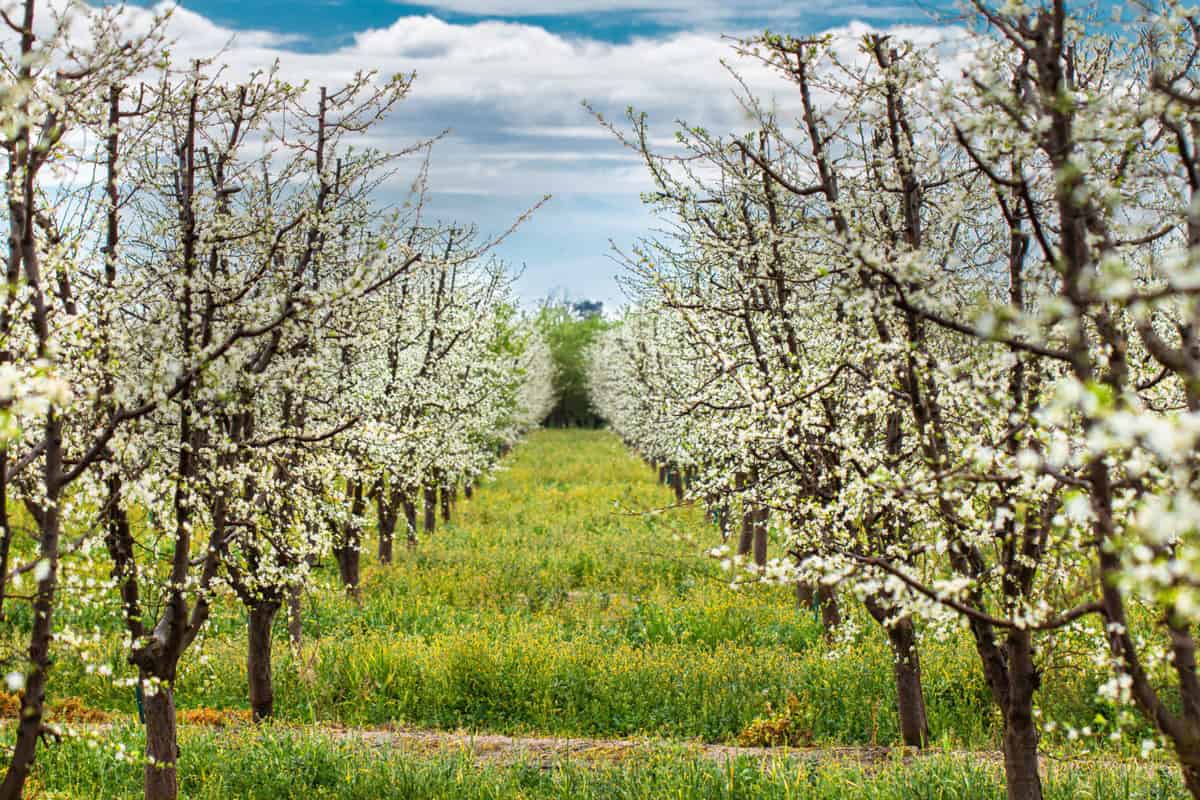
[318,724,1146,775]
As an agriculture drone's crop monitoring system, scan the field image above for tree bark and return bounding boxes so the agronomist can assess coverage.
[1181,753,1200,800]
[753,505,768,567]
[335,546,360,598]
[863,594,929,748]
[1001,632,1043,800]
[1002,701,1043,800]
[247,600,280,721]
[889,619,928,747]
[670,468,684,503]
[423,483,436,534]
[439,483,451,523]
[0,451,10,621]
[402,494,418,547]
[334,479,364,597]
[376,489,397,564]
[143,682,179,800]
[0,416,63,800]
[464,482,473,500]
[737,505,754,558]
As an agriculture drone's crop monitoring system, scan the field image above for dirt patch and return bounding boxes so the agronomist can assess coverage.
[335,726,958,770]
[0,693,110,724]
[179,708,253,728]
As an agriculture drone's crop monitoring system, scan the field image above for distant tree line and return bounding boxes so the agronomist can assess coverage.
[536,300,611,428]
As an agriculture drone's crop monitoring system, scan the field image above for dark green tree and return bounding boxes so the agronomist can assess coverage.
[535,299,610,427]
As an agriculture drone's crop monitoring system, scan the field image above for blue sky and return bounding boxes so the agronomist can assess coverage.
[130,1,963,48]
[121,0,969,310]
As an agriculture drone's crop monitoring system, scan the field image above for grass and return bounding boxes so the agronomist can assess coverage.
[3,429,1182,795]
[29,725,1187,799]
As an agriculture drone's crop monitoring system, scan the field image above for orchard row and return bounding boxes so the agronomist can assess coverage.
[0,3,553,800]
[589,4,1200,800]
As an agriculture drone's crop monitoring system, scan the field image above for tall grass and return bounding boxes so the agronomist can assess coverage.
[30,725,1185,800]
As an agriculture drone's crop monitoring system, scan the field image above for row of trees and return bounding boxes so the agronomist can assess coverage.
[589,3,1200,799]
[0,2,553,799]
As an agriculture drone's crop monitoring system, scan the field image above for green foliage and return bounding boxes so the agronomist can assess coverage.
[535,300,611,426]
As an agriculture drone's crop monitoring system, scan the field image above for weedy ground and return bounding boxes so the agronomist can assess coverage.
[9,430,1187,797]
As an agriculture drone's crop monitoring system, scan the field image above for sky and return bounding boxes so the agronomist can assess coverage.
[113,0,969,310]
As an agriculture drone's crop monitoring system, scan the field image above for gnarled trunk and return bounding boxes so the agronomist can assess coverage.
[247,600,280,721]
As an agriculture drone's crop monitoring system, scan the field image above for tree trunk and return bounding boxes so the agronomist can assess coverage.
[1001,633,1044,800]
[889,618,928,747]
[1180,753,1200,800]
[863,595,929,747]
[335,546,360,598]
[797,582,841,635]
[378,525,393,564]
[820,586,842,630]
[423,484,436,534]
[737,506,754,558]
[402,494,418,547]
[335,480,364,597]
[247,600,280,721]
[143,681,179,800]
[1002,702,1043,800]
[286,584,303,650]
[0,635,49,800]
[464,483,473,500]
[439,483,451,523]
[753,505,768,567]
[0,418,63,800]
[0,451,10,621]
[376,490,397,565]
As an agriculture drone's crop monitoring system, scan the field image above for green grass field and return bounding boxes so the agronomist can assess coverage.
[12,430,1187,797]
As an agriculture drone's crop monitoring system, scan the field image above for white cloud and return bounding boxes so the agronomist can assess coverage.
[78,1,959,303]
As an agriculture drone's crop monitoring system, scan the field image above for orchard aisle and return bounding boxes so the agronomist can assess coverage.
[262,427,852,744]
